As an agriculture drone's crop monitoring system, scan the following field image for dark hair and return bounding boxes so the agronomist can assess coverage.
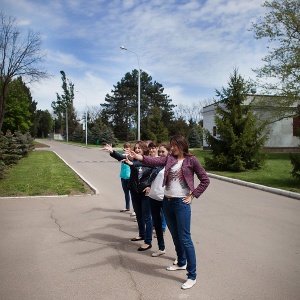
[170,135,193,157]
[158,142,171,152]
[134,140,149,155]
[148,141,158,148]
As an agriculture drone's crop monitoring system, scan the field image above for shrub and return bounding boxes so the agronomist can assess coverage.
[290,151,300,180]
[0,131,35,178]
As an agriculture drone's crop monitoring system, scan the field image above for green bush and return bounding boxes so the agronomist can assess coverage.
[290,151,300,180]
[0,130,34,178]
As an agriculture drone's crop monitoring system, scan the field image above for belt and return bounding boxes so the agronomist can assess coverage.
[164,195,175,200]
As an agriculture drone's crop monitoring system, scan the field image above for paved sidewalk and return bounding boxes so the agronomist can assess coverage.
[0,140,299,300]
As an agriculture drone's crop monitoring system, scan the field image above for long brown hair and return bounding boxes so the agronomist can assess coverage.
[170,135,194,157]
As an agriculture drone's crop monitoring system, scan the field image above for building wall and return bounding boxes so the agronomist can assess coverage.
[265,118,299,148]
[202,104,217,148]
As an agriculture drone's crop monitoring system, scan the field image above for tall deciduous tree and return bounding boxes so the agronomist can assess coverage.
[174,102,205,124]
[0,11,49,130]
[250,0,300,120]
[52,71,78,139]
[101,69,175,140]
[204,69,269,172]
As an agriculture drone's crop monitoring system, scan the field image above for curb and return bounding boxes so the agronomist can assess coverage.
[208,173,300,200]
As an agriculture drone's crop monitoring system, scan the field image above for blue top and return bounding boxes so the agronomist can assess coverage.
[119,152,130,179]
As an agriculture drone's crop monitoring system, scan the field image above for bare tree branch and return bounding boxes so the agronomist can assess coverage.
[0,11,50,129]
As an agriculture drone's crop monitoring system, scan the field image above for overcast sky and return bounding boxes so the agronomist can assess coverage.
[2,0,269,116]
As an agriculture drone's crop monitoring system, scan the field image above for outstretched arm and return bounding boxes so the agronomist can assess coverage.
[103,143,113,153]
[121,157,134,166]
[127,150,143,161]
[103,144,126,161]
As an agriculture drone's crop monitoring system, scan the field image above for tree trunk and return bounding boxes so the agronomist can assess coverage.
[0,86,8,131]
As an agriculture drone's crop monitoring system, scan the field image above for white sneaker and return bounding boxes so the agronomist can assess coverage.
[151,250,166,257]
[181,279,196,290]
[130,212,136,217]
[173,259,178,265]
[166,264,186,271]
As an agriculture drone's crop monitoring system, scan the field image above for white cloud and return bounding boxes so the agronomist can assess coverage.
[46,50,86,68]
[2,0,270,113]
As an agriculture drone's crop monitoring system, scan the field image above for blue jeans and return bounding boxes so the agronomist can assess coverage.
[130,191,153,245]
[163,196,196,280]
[121,178,130,210]
[149,198,165,251]
[161,208,166,232]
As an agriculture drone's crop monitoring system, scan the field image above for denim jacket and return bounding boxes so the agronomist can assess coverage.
[142,154,210,198]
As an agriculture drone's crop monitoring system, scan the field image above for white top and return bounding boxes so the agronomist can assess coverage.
[164,160,190,198]
[148,168,165,201]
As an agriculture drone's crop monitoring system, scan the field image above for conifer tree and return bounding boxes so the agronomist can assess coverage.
[204,69,269,171]
[188,125,202,148]
[98,125,118,146]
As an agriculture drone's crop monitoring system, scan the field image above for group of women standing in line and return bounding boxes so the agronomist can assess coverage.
[104,135,210,290]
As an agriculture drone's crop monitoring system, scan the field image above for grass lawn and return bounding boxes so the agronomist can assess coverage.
[0,150,93,197]
[192,150,300,194]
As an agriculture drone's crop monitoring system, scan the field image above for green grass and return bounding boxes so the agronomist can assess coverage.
[0,151,93,197]
[192,150,300,194]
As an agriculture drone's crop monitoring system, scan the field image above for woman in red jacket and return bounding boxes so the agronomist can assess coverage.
[128,135,210,290]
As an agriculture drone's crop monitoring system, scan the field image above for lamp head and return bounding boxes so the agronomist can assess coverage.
[120,46,127,50]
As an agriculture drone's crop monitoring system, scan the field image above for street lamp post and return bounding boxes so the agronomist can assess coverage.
[120,46,141,141]
[76,90,88,145]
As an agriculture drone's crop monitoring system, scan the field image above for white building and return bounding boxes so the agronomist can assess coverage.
[202,95,300,152]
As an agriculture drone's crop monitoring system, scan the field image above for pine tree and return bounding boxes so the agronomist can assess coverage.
[204,69,269,171]
[188,125,202,148]
[71,125,85,143]
[98,125,118,146]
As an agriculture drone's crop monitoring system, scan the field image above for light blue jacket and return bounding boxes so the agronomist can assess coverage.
[118,152,130,179]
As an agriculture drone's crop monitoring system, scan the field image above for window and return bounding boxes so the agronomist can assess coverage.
[293,117,300,136]
[213,126,217,136]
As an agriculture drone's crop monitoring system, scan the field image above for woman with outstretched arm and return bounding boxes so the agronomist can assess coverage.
[127,135,210,290]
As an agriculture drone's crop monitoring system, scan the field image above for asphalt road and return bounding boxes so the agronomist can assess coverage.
[0,140,299,300]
